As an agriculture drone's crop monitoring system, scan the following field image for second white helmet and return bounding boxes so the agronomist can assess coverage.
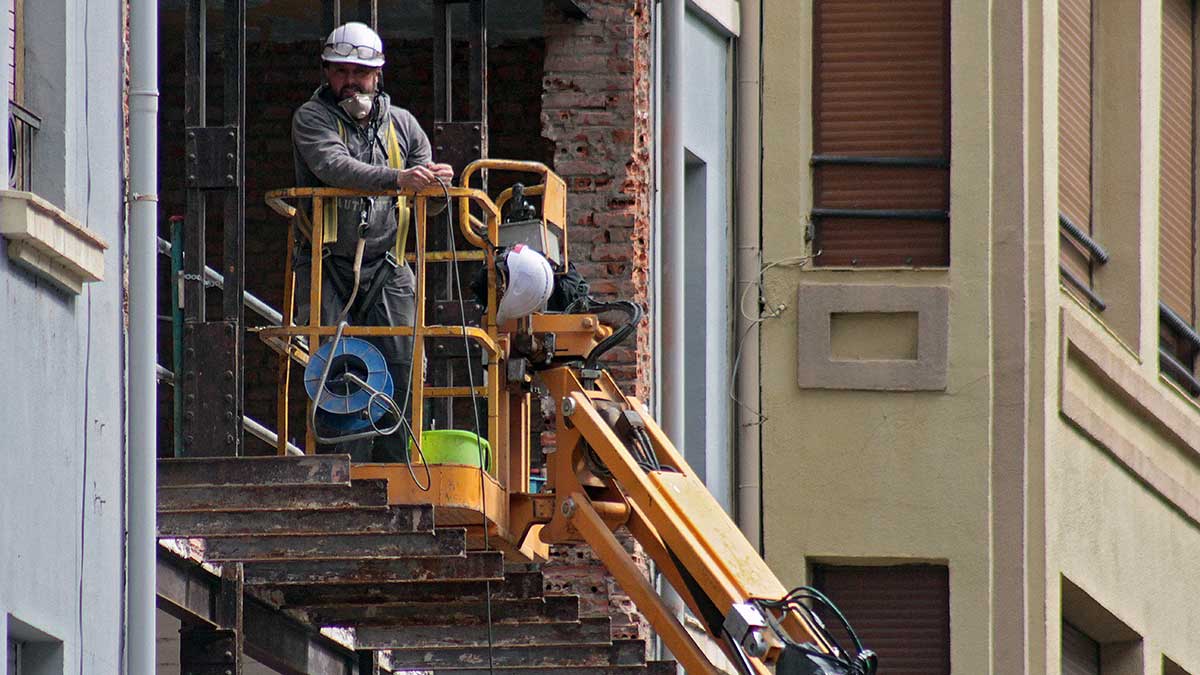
[322,22,385,68]
[496,245,555,325]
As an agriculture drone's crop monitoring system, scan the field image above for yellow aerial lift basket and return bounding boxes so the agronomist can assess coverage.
[263,160,877,675]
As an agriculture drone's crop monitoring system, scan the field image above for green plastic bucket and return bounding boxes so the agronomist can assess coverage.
[412,430,494,474]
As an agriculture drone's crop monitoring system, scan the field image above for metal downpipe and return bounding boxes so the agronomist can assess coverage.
[128,0,159,671]
[734,0,763,551]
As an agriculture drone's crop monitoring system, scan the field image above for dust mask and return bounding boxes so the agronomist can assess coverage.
[338,92,374,120]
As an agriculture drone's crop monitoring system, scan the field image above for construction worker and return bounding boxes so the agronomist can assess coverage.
[292,21,454,461]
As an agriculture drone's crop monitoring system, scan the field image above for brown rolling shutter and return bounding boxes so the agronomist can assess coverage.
[1161,0,1196,324]
[811,564,950,675]
[811,0,950,267]
[1061,622,1101,675]
[1059,0,1094,288]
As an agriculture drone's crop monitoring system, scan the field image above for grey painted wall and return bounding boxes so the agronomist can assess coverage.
[680,10,733,513]
[0,1,127,673]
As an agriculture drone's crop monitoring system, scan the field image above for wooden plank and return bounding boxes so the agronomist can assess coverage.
[306,595,580,627]
[157,479,388,512]
[244,552,503,586]
[359,617,612,649]
[202,531,466,562]
[157,505,433,538]
[158,455,352,487]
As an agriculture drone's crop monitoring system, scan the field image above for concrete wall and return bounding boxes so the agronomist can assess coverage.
[759,0,991,672]
[0,0,126,672]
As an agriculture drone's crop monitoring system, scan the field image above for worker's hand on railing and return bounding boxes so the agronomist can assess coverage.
[396,163,455,192]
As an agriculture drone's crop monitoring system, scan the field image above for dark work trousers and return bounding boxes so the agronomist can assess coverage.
[294,251,415,463]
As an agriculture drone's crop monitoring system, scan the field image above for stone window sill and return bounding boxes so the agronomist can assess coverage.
[0,189,107,294]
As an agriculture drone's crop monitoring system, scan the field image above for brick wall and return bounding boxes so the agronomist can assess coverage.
[539,0,655,649]
[542,0,653,400]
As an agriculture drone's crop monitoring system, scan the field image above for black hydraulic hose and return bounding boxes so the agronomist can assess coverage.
[583,299,643,372]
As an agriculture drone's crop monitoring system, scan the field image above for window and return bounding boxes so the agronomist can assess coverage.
[6,618,63,675]
[1164,657,1191,675]
[1058,0,1142,343]
[1159,0,1200,394]
[1060,578,1143,675]
[810,0,951,267]
[1059,0,1104,307]
[1063,622,1101,675]
[810,564,950,674]
[6,0,35,192]
[7,637,18,674]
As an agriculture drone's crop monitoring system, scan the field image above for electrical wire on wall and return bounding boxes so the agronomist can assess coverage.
[78,1,95,671]
[729,255,813,426]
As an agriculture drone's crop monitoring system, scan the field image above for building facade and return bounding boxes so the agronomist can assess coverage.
[0,0,127,673]
[753,0,1200,672]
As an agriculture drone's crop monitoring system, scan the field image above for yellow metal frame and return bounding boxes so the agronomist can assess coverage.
[260,162,594,562]
[261,161,842,673]
[519,366,837,672]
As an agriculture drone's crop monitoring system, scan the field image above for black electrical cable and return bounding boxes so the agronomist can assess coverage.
[752,586,878,675]
[439,176,496,674]
[582,299,642,373]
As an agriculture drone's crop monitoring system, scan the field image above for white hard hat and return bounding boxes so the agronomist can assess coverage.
[496,245,554,325]
[322,22,385,68]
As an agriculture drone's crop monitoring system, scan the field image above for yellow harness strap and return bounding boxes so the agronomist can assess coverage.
[325,117,409,260]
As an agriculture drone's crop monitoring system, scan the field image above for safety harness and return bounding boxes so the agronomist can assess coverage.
[327,115,411,262]
[321,114,411,323]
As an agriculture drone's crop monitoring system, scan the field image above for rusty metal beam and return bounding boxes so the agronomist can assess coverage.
[158,455,352,487]
[306,595,580,626]
[202,530,466,562]
[158,479,389,511]
[262,571,542,607]
[157,546,218,626]
[179,626,240,675]
[244,552,504,586]
[156,547,361,675]
[434,665,676,675]
[384,639,647,669]
[158,505,433,538]
[358,616,611,649]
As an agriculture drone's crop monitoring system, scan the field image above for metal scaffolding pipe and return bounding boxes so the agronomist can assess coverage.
[128,0,159,670]
[155,365,303,456]
[156,236,284,325]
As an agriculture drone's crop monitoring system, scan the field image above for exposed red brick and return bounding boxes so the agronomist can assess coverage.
[542,0,654,648]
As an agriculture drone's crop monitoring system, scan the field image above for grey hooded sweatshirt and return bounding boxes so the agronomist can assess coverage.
[292,85,432,272]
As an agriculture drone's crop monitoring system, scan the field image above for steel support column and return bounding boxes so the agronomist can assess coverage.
[179,565,244,674]
[432,0,487,176]
[180,0,246,457]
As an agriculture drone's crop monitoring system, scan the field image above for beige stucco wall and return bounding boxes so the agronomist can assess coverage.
[1045,307,1200,674]
[759,1,993,673]
[759,1,1200,673]
[1038,0,1200,672]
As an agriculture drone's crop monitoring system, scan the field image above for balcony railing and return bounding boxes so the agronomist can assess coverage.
[9,100,40,192]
